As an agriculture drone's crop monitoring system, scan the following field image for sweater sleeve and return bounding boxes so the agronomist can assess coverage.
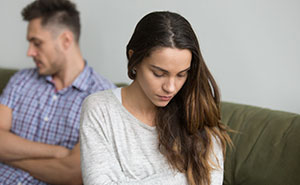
[79,95,188,185]
[210,136,224,185]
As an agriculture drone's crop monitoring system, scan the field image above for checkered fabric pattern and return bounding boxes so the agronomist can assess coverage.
[0,64,115,185]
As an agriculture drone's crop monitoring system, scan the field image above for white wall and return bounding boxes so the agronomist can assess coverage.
[0,0,299,114]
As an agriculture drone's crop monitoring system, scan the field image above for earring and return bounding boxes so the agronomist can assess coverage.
[132,68,136,75]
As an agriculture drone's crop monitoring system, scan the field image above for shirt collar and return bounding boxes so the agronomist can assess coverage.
[71,63,91,91]
[44,61,91,92]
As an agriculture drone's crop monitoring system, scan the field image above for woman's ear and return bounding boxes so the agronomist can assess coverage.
[128,49,134,59]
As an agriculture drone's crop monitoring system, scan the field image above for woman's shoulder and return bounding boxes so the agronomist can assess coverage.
[82,89,116,110]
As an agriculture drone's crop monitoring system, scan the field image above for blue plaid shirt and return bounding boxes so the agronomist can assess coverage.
[0,64,115,185]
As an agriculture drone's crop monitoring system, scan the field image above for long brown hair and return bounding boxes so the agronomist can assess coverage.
[127,11,231,185]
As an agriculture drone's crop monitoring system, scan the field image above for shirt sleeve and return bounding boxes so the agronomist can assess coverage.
[0,70,26,109]
[79,96,187,185]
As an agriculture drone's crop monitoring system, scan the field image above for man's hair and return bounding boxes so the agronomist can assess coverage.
[22,0,81,42]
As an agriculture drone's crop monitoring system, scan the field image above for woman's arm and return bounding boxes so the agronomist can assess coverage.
[79,98,187,185]
[80,123,187,185]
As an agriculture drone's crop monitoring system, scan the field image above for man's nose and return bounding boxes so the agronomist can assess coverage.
[27,44,37,57]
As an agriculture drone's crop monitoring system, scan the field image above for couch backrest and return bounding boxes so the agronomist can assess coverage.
[1,67,299,184]
[221,102,300,185]
[0,68,18,95]
[0,68,127,93]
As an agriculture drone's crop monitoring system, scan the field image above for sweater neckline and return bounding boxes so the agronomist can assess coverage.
[110,88,156,131]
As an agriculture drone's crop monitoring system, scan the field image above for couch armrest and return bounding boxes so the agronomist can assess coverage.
[0,68,18,95]
[221,102,300,185]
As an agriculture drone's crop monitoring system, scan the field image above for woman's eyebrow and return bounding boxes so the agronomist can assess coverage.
[178,67,190,73]
[150,64,190,74]
[150,65,168,73]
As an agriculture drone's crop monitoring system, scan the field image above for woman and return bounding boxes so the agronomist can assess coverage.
[80,11,231,185]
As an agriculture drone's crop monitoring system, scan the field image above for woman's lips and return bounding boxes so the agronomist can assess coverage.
[157,95,172,101]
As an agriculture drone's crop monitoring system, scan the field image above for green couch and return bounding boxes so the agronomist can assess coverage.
[221,102,300,185]
[1,67,299,185]
[0,68,18,95]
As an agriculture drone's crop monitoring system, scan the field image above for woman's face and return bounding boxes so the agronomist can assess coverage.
[135,47,192,107]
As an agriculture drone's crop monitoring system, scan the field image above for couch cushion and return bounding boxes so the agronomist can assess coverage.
[221,102,300,185]
[0,68,18,95]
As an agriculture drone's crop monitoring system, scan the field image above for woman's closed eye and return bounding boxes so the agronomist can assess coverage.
[177,72,188,78]
[153,71,165,77]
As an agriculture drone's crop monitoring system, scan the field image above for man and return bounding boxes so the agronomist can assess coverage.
[0,0,115,184]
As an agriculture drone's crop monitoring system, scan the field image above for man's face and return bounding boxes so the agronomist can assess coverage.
[26,18,65,76]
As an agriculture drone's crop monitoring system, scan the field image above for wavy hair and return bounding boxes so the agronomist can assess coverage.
[126,11,231,185]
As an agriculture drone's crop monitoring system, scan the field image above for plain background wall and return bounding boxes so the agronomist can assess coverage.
[0,0,299,114]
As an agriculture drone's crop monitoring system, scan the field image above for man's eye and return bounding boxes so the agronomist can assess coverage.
[34,42,41,47]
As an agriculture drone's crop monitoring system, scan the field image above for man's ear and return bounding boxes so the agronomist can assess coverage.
[128,49,134,59]
[60,30,74,50]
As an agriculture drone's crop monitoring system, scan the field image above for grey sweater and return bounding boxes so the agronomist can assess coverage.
[80,89,223,185]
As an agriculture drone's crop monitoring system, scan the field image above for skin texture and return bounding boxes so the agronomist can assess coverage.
[26,18,85,91]
[27,18,65,76]
[7,144,82,185]
[0,18,84,185]
[123,47,192,126]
